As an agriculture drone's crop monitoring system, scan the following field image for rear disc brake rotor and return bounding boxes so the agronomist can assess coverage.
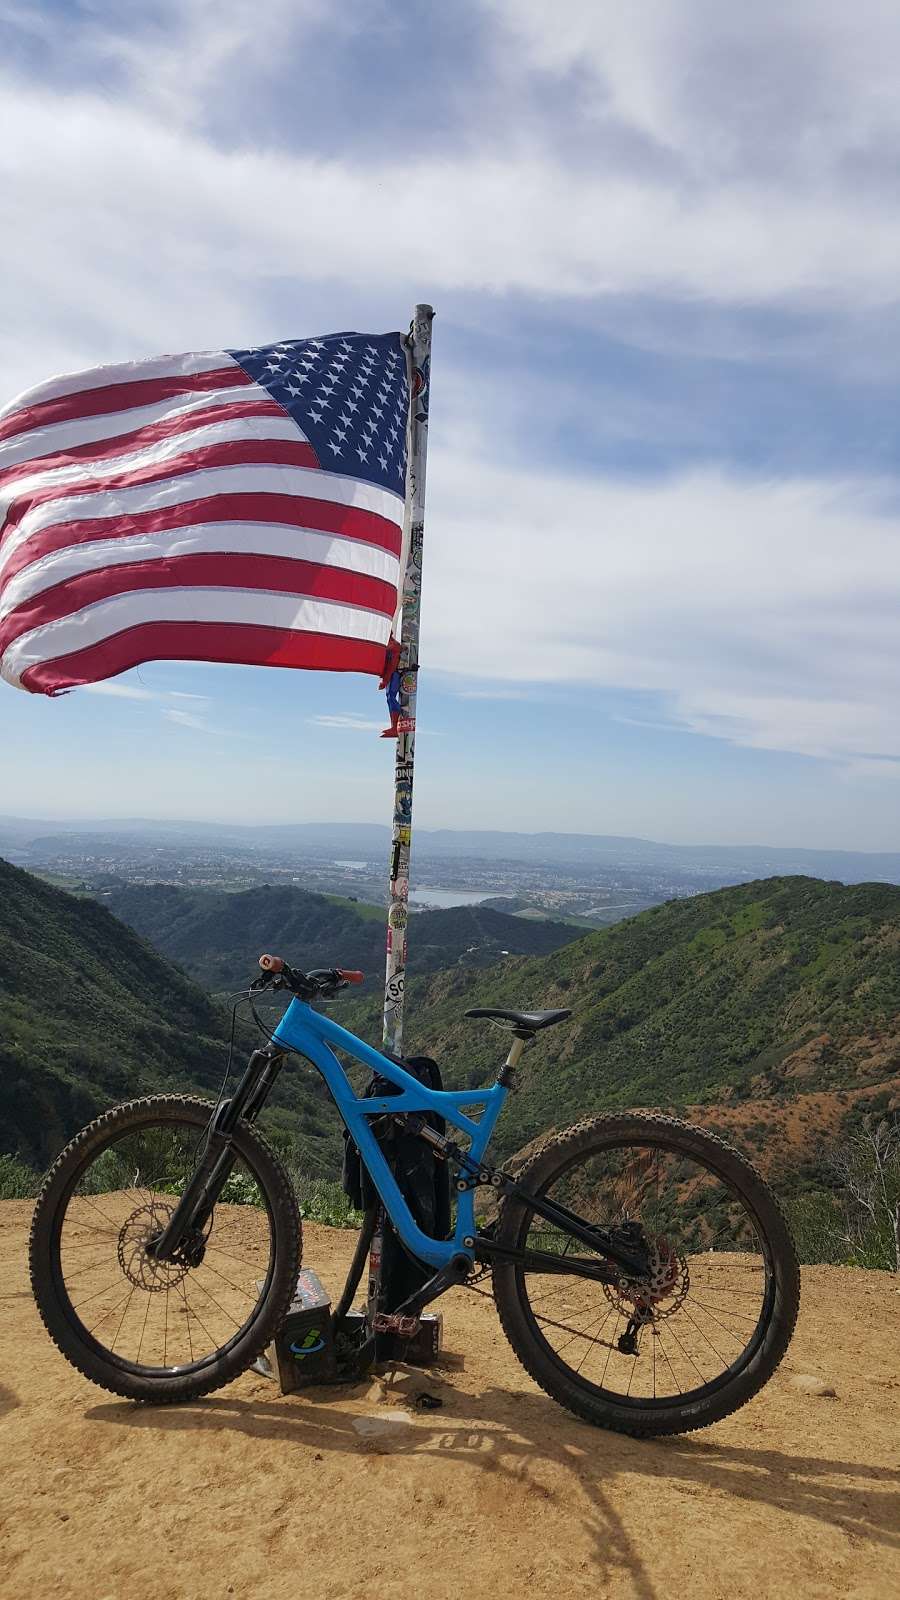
[603,1235,690,1321]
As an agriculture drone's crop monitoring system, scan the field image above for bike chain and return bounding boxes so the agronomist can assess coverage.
[462,1273,645,1356]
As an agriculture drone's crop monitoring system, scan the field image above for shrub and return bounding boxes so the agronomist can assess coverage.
[0,1154,39,1200]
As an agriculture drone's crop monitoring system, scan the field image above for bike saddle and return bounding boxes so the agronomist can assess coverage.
[464,1006,571,1033]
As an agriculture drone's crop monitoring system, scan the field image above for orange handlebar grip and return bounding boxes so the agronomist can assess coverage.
[337,969,365,984]
[259,954,285,973]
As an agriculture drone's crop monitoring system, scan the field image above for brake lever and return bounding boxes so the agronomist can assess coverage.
[249,971,284,993]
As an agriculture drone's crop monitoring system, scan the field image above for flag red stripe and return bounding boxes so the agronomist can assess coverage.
[0,554,397,656]
[0,365,250,446]
[1,491,403,588]
[0,398,286,484]
[20,622,387,694]
[5,438,322,518]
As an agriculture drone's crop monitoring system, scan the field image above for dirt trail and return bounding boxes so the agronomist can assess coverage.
[1,1199,898,1600]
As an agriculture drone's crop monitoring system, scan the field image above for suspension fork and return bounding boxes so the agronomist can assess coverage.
[150,1046,285,1262]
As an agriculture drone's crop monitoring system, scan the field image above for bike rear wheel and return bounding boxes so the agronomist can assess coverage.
[491,1113,799,1436]
[30,1094,301,1402]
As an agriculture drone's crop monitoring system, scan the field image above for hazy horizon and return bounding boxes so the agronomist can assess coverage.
[3,810,899,861]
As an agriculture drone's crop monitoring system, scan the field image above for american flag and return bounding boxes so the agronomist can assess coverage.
[0,332,409,694]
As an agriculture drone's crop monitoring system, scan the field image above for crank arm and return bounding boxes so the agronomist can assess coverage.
[350,1252,472,1373]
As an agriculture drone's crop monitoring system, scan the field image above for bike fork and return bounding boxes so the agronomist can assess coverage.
[150,1046,284,1263]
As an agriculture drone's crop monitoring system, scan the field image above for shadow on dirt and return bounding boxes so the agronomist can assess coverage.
[89,1381,900,1598]
[0,1383,20,1420]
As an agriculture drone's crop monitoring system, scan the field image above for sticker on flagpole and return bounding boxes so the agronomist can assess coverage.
[388,903,408,930]
[397,717,415,734]
[386,973,405,1006]
[395,782,412,822]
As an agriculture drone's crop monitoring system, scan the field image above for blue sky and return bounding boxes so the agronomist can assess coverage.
[2,0,900,848]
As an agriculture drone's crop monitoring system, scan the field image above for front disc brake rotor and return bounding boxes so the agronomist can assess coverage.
[117,1202,191,1292]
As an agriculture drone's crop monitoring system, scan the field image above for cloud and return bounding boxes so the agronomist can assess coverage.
[422,449,900,769]
[161,707,220,732]
[80,682,162,702]
[5,2,900,793]
[7,12,900,409]
[80,682,209,704]
[451,687,532,701]
[487,1,900,182]
[310,714,387,732]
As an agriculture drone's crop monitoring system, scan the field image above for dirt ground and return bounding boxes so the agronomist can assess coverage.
[1,1198,898,1600]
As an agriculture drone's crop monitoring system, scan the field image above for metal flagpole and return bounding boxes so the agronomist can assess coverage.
[382,303,433,1057]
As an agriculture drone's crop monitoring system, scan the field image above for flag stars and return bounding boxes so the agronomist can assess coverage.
[229,332,408,493]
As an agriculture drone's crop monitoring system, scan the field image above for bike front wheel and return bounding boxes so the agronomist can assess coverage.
[30,1094,301,1402]
[491,1113,799,1436]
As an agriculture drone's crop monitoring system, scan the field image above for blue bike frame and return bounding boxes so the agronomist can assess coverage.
[273,999,508,1269]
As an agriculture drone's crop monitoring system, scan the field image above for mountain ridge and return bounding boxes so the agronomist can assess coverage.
[96,883,583,993]
[3,814,899,878]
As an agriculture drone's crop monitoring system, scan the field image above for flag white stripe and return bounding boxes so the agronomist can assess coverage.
[0,523,401,622]
[0,414,304,519]
[0,464,404,577]
[0,380,270,474]
[1,588,392,686]
[0,351,231,423]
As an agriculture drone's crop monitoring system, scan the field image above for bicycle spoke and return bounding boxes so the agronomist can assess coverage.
[514,1131,771,1407]
[54,1113,275,1376]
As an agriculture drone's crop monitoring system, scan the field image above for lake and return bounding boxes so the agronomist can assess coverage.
[409,887,497,909]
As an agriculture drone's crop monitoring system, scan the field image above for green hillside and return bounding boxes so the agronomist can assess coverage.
[98,882,581,992]
[6,864,899,1223]
[340,876,900,1162]
[0,858,341,1174]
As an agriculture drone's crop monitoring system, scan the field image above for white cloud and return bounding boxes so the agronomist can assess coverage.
[7,42,900,407]
[5,4,900,793]
[422,450,900,769]
[487,1,900,180]
[81,682,209,704]
[310,714,387,732]
[80,682,161,702]
[162,707,216,732]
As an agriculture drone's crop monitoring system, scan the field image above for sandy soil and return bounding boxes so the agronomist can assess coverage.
[1,1198,898,1600]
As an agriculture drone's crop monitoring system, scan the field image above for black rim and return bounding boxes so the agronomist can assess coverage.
[513,1133,776,1410]
[47,1110,278,1380]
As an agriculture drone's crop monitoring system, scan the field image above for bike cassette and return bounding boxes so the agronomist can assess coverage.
[603,1234,689,1322]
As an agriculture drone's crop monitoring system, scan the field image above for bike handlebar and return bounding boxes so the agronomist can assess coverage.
[256,954,365,997]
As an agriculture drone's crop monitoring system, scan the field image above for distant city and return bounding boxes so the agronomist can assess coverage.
[3,817,898,929]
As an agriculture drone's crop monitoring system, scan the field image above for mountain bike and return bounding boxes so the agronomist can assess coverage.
[30,955,800,1436]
